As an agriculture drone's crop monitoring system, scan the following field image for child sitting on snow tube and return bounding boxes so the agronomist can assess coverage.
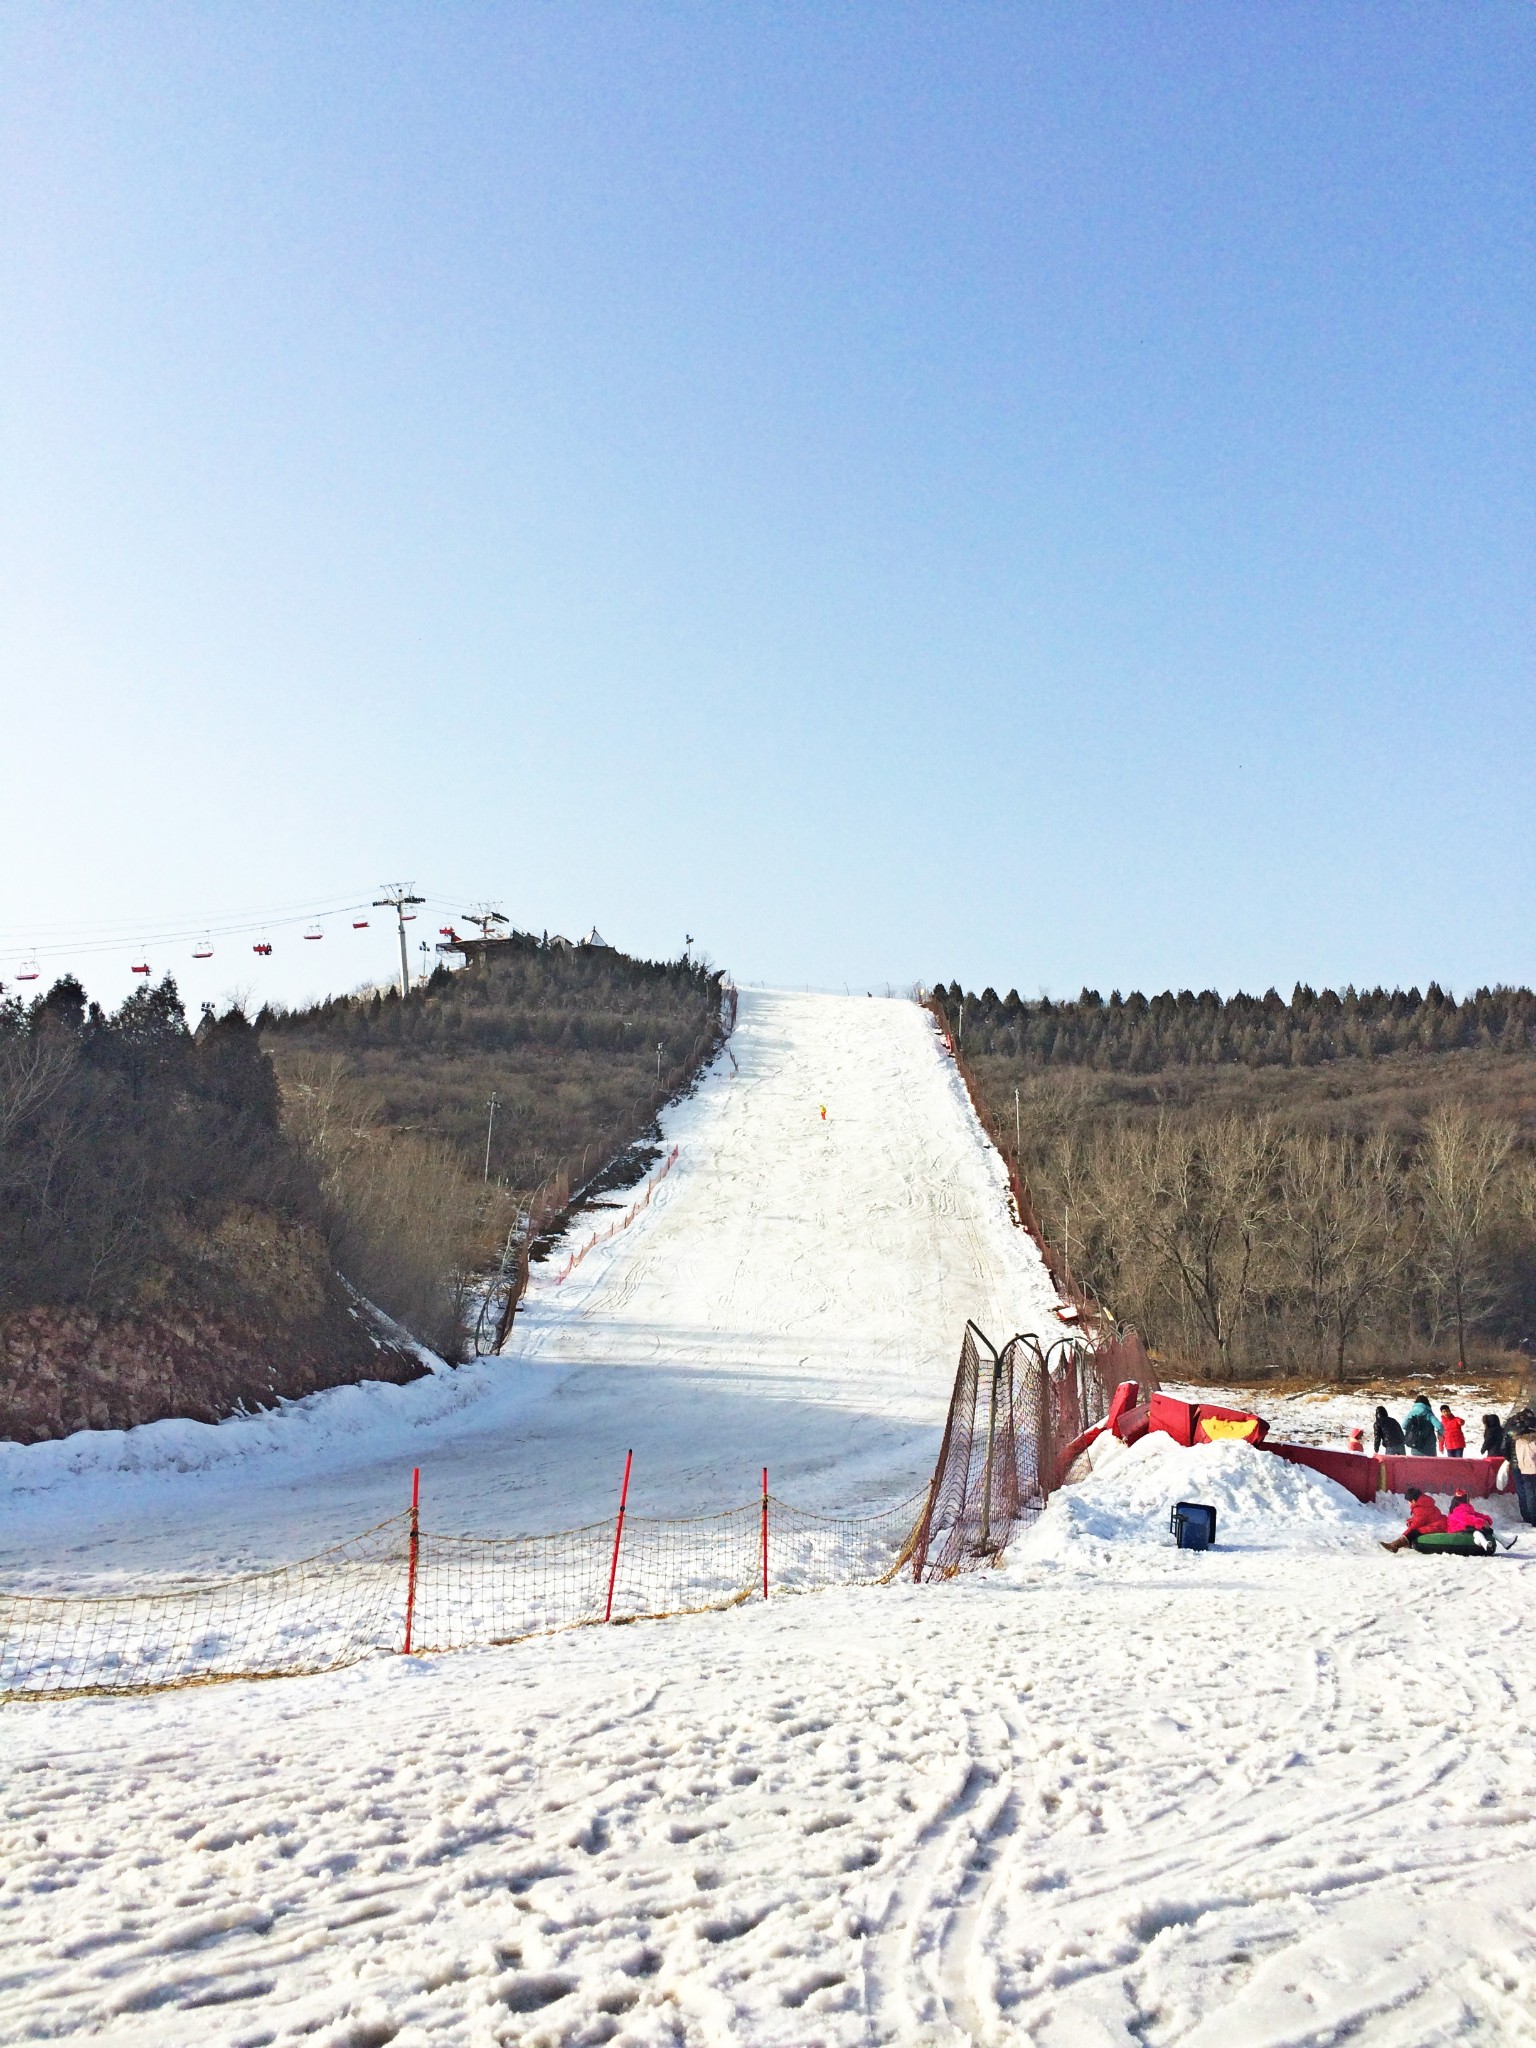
[1381,1487,1496,1556]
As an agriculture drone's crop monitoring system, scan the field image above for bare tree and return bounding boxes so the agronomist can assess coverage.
[1120,1113,1279,1373]
[1280,1130,1407,1380]
[1416,1105,1515,1365]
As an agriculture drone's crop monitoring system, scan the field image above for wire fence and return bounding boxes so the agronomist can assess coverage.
[911,1322,1159,1580]
[0,1482,926,1703]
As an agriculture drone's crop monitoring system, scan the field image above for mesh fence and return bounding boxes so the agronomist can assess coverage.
[1,1487,926,1702]
[0,1518,409,1701]
[911,1323,1160,1580]
[1,1319,1158,1696]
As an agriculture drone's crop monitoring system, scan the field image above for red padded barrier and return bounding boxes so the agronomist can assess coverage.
[1262,1441,1379,1504]
[1148,1393,1200,1446]
[1377,1454,1504,1499]
[1114,1403,1150,1444]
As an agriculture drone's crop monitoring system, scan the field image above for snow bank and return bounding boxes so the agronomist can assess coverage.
[1017,1430,1389,1563]
[0,1347,490,1497]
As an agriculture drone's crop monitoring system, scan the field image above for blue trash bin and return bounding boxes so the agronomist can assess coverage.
[1170,1501,1217,1550]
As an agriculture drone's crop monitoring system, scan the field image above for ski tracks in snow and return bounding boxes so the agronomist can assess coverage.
[7,1560,1536,2045]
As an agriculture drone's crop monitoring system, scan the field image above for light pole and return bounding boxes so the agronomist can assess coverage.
[484,1092,499,1182]
[373,886,426,1000]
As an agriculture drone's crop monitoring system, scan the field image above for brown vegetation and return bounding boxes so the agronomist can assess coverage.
[0,977,421,1440]
[262,935,729,1352]
[932,985,1536,1385]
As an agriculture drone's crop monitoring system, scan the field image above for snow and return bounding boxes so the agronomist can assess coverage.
[1018,1432,1391,1563]
[7,1556,1536,2045]
[5,989,1536,2045]
[0,990,1062,1585]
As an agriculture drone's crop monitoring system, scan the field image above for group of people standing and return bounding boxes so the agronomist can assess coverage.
[1361,1395,1536,1524]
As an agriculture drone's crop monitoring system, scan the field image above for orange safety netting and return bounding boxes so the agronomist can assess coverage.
[910,1322,1159,1580]
[1,1489,926,1702]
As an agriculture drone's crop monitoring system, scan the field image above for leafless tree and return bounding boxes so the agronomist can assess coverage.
[1416,1105,1516,1365]
[1097,1114,1280,1373]
[1280,1130,1407,1380]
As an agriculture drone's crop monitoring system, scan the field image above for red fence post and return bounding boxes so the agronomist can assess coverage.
[761,1468,769,1600]
[402,1466,420,1655]
[605,1449,633,1623]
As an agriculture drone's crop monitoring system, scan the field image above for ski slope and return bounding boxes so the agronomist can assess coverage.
[6,1451,1536,2046]
[7,988,1536,2046]
[0,989,1061,1579]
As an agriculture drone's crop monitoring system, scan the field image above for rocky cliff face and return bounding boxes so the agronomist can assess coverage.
[0,1213,429,1444]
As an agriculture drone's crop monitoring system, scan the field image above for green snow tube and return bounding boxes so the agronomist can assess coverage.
[1410,1530,1495,1556]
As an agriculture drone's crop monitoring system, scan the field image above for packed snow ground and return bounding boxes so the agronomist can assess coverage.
[6,1442,1536,2046]
[6,991,1536,2045]
[0,991,1061,1586]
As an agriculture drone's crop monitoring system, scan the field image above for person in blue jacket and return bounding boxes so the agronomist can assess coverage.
[1403,1396,1439,1458]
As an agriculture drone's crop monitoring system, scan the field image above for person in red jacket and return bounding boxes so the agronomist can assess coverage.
[1381,1487,1448,1552]
[1439,1406,1466,1457]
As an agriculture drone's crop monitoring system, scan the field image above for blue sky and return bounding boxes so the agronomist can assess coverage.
[2,4,1532,1010]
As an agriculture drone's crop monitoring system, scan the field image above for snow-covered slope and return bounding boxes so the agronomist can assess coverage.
[7,1468,1535,2046]
[9,989,1536,2046]
[0,989,1062,1581]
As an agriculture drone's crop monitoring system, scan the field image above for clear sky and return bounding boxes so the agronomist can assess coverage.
[2,4,1532,1012]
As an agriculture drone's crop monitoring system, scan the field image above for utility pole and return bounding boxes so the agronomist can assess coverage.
[1015,1085,1021,1160]
[656,1041,663,1082]
[373,886,426,1000]
[484,1092,499,1182]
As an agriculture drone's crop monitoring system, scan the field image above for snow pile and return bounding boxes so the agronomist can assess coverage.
[1018,1429,1389,1562]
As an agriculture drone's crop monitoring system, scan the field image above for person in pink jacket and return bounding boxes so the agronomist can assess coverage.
[1446,1494,1487,1529]
[1446,1493,1496,1551]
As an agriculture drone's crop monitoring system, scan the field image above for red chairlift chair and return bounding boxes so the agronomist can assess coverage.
[352,918,370,929]
[253,938,273,956]
[131,960,151,975]
[192,937,214,959]
[16,958,39,981]
[303,924,323,941]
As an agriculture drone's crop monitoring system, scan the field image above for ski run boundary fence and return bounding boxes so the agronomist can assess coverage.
[1,1320,1157,1700]
[0,1473,927,1703]
[911,1322,1159,1580]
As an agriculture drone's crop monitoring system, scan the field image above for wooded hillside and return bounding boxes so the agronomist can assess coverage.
[0,976,420,1441]
[933,981,1536,1385]
[260,937,728,1353]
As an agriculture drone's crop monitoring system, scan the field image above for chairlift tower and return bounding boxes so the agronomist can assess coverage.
[463,904,510,940]
[373,885,426,999]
